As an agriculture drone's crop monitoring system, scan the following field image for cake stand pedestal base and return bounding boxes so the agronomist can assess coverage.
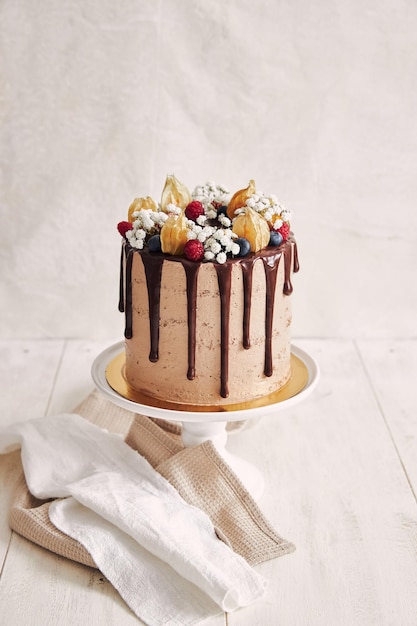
[180,421,264,500]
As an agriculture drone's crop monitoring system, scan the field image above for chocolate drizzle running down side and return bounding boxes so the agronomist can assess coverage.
[118,244,125,314]
[141,254,164,362]
[262,253,282,377]
[180,260,201,381]
[292,239,300,273]
[121,245,134,339]
[240,260,255,350]
[214,263,233,398]
[120,237,298,399]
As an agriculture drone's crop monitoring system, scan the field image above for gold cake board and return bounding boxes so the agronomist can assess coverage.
[105,351,309,414]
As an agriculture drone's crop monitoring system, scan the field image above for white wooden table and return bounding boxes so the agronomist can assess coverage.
[1,338,417,625]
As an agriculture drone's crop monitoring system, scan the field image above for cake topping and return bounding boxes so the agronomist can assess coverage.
[231,207,271,252]
[268,231,284,247]
[276,222,290,242]
[184,239,205,262]
[161,174,192,211]
[226,179,256,219]
[117,221,133,238]
[127,196,158,222]
[184,200,205,222]
[160,211,189,256]
[118,176,292,263]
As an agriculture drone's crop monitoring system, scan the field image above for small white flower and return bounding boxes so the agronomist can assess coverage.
[231,243,240,255]
[196,215,207,226]
[204,250,215,260]
[166,203,181,215]
[218,214,231,227]
[211,241,221,254]
[216,252,227,264]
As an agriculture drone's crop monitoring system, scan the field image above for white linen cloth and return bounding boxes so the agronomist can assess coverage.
[0,414,267,625]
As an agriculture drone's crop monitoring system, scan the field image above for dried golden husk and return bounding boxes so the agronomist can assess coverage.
[160,174,191,212]
[232,207,270,252]
[128,196,158,222]
[226,179,256,219]
[160,211,189,256]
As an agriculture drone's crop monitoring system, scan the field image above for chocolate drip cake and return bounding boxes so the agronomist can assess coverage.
[117,176,299,406]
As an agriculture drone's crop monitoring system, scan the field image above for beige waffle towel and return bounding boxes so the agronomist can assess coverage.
[8,391,295,568]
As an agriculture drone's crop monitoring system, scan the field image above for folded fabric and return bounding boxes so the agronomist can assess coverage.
[8,391,295,569]
[126,413,295,565]
[50,497,222,625]
[0,414,267,625]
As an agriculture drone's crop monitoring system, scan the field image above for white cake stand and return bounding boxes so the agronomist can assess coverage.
[91,341,319,499]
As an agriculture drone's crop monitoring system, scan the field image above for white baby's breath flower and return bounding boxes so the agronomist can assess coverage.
[196,215,207,226]
[210,241,221,254]
[204,250,215,260]
[202,226,215,238]
[166,203,181,215]
[231,242,240,255]
[280,208,292,222]
[218,214,231,227]
[216,252,227,264]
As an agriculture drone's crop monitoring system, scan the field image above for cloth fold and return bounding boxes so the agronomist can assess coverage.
[1,392,295,625]
[1,413,267,624]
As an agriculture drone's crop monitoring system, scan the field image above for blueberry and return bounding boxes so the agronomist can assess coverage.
[147,234,162,253]
[269,231,283,247]
[217,205,228,216]
[235,237,251,257]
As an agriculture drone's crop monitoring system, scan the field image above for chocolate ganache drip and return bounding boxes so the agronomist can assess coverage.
[141,254,164,362]
[262,253,281,377]
[119,243,134,339]
[120,237,298,399]
[181,260,201,381]
[240,260,255,350]
[214,263,233,398]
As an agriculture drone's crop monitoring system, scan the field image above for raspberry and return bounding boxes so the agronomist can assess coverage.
[185,200,205,222]
[117,221,133,237]
[184,239,205,262]
[277,222,290,241]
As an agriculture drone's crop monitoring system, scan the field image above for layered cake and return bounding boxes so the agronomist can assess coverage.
[117,176,299,407]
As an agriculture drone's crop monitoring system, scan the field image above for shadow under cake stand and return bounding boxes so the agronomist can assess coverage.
[92,342,319,499]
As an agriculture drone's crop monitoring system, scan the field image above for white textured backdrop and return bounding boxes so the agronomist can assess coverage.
[1,0,416,339]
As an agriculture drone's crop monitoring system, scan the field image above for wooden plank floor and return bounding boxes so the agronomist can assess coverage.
[1,338,417,625]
